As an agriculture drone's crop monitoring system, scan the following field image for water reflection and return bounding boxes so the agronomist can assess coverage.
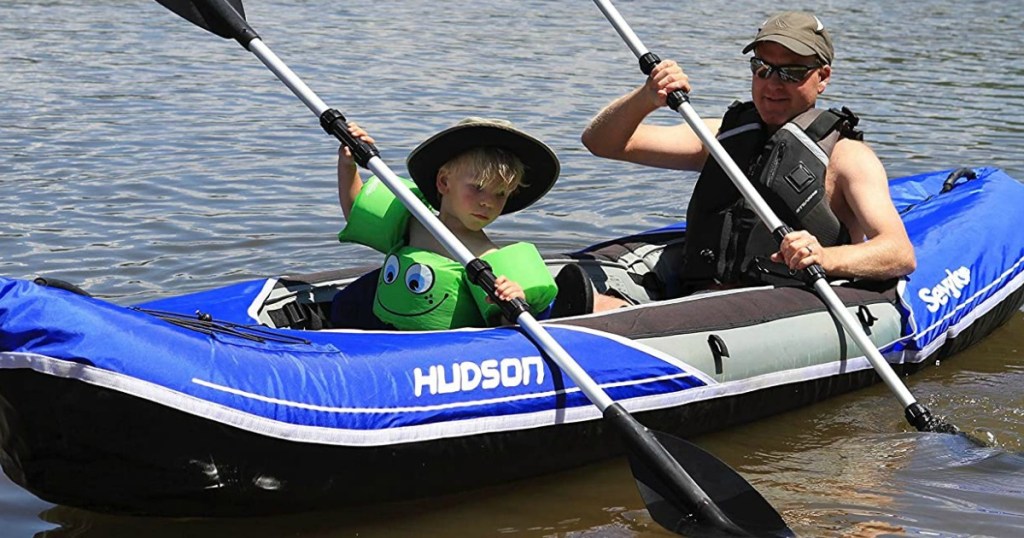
[35,461,657,537]
[27,429,1024,538]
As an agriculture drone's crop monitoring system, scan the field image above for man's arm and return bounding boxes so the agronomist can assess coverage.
[774,139,916,280]
[581,60,717,172]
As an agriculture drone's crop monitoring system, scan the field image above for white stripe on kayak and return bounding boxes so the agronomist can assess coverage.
[0,347,899,447]
[540,324,721,386]
[4,272,1017,447]
[909,259,1024,359]
[190,369,702,414]
[911,253,1024,344]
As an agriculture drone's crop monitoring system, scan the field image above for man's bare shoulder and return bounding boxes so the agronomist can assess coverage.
[704,117,723,135]
[829,138,886,183]
[832,137,879,160]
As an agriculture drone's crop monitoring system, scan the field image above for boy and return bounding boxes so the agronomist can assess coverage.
[333,117,560,331]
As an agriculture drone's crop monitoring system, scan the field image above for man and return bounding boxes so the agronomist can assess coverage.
[582,11,915,292]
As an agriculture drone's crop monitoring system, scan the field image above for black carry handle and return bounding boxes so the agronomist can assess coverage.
[33,276,92,297]
[941,167,977,193]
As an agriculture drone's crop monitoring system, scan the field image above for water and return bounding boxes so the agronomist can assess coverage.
[2,0,1023,536]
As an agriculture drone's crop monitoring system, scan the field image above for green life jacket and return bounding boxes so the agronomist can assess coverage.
[338,177,557,330]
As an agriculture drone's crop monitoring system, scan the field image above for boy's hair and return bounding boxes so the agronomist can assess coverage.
[438,147,528,193]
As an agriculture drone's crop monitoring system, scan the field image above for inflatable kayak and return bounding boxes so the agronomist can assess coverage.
[1,167,1023,516]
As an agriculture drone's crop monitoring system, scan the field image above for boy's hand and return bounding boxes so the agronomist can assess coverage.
[337,122,375,170]
[489,275,525,303]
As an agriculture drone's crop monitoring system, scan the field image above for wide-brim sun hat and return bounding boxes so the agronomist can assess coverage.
[406,117,560,215]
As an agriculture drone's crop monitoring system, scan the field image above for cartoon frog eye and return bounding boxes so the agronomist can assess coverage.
[382,255,400,285]
[404,263,435,295]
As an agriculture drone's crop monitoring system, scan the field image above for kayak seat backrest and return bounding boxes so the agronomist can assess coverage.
[265,300,328,331]
[259,272,365,330]
[568,231,688,304]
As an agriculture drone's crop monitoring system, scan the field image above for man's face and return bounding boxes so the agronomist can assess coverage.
[750,41,831,128]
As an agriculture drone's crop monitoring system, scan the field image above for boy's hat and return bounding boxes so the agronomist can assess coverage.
[406,117,560,215]
[742,11,834,65]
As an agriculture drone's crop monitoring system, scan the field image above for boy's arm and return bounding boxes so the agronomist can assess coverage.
[471,243,557,325]
[337,145,363,220]
[337,122,375,219]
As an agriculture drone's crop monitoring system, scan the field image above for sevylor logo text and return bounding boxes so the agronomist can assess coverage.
[413,356,546,397]
[918,266,971,313]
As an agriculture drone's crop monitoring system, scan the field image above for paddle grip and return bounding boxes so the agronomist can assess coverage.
[320,109,379,167]
[773,225,826,282]
[637,52,689,111]
[466,259,530,321]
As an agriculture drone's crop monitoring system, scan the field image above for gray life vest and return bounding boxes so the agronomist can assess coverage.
[681,101,862,287]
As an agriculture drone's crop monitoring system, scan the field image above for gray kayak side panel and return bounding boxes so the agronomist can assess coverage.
[636,301,903,382]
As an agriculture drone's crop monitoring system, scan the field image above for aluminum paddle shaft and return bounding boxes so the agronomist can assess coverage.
[590,0,952,434]
[153,0,788,535]
[247,33,749,538]
[245,40,478,266]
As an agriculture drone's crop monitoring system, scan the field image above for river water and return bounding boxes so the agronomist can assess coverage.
[2,0,1023,536]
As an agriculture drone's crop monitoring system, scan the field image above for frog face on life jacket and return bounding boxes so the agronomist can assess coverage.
[372,248,485,330]
[374,253,448,317]
[374,254,442,317]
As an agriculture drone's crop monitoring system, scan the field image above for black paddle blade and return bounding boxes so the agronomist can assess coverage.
[154,0,255,44]
[627,431,793,537]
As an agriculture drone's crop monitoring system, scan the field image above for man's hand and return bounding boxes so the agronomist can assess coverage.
[771,230,825,272]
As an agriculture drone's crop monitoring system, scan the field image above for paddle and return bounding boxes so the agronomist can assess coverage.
[152,0,792,535]
[588,0,964,438]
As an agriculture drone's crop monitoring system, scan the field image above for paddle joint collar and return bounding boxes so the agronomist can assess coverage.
[906,403,937,432]
[320,109,379,167]
[638,52,660,75]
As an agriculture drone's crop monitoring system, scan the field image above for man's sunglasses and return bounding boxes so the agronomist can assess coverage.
[749,57,821,84]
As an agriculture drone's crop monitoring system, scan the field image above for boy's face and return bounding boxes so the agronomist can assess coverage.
[436,168,513,231]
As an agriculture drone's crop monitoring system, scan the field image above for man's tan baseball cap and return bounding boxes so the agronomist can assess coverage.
[742,12,834,65]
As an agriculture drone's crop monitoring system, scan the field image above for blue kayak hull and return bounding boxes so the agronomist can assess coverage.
[2,167,1023,515]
